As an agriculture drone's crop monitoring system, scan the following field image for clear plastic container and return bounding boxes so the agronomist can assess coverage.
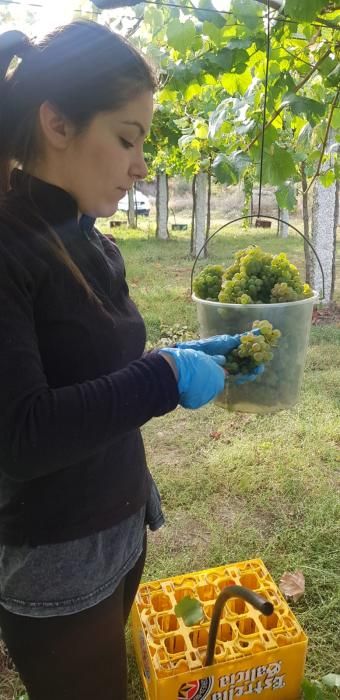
[192,292,318,414]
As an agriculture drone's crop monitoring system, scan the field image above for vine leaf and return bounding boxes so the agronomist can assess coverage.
[282,94,326,126]
[319,170,336,188]
[261,144,296,186]
[167,20,196,53]
[196,0,225,27]
[231,0,262,30]
[213,151,251,185]
[275,183,297,211]
[212,154,238,185]
[331,108,340,130]
[284,0,325,22]
[174,596,204,626]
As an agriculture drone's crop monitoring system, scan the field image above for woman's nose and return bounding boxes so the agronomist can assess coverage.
[130,151,148,181]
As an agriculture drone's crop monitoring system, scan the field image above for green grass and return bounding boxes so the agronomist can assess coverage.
[121,223,340,698]
[4,223,339,700]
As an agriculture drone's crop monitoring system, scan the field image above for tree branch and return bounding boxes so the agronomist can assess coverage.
[303,85,340,195]
[245,47,332,153]
[280,45,314,68]
[127,16,144,37]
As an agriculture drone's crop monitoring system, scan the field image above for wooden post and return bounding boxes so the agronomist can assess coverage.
[128,189,136,228]
[278,209,289,238]
[192,170,208,259]
[156,171,169,240]
[301,163,311,284]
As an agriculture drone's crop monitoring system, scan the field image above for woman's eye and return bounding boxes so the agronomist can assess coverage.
[120,137,134,149]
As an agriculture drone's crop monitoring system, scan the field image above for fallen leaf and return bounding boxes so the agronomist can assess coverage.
[322,673,340,689]
[209,431,222,440]
[279,570,305,602]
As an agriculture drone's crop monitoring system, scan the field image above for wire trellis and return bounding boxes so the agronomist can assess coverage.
[0,0,339,32]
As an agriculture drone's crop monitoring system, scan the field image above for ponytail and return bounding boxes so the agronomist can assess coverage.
[0,31,37,193]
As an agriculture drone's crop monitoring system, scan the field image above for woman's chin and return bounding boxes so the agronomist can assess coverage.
[93,203,118,219]
[107,203,119,217]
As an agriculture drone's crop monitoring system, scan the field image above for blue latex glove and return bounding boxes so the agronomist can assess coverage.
[234,364,265,384]
[159,347,226,409]
[176,330,265,384]
[176,333,240,357]
[176,329,263,357]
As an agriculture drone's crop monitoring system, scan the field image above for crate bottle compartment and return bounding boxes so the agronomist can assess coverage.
[132,559,307,700]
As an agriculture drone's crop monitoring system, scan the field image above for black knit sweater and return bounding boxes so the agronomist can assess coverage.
[0,170,179,546]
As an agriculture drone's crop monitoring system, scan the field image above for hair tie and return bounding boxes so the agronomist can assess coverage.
[0,30,36,60]
[0,30,37,81]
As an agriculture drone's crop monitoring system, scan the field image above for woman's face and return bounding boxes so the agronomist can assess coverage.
[61,90,154,218]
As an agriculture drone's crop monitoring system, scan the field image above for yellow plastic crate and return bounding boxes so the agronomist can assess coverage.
[131,559,307,700]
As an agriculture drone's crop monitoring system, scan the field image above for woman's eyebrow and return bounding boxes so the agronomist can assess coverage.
[120,120,146,136]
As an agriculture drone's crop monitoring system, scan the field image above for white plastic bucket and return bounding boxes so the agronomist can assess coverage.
[192,292,318,413]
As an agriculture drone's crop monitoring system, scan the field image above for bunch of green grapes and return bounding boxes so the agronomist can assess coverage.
[218,247,274,304]
[225,320,281,376]
[214,247,313,305]
[270,281,313,303]
[192,264,224,300]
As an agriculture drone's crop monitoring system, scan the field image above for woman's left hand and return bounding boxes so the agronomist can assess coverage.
[176,331,265,383]
[176,329,262,358]
[176,333,241,357]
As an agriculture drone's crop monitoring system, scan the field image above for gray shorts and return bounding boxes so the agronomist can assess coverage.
[0,480,164,618]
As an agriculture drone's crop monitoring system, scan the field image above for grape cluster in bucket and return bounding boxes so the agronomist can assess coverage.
[193,246,313,304]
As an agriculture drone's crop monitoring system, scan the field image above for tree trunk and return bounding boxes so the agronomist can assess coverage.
[278,208,289,238]
[330,178,339,301]
[242,177,252,228]
[192,170,208,259]
[156,171,169,240]
[190,174,196,256]
[310,178,337,303]
[206,171,211,239]
[128,188,136,228]
[311,130,338,303]
[301,163,311,284]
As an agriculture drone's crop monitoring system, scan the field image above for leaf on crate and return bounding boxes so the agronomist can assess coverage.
[174,596,204,626]
[279,570,305,602]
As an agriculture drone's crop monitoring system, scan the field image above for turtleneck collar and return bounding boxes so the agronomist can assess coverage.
[10,168,96,239]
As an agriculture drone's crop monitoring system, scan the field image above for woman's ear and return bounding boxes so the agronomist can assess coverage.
[38,101,75,151]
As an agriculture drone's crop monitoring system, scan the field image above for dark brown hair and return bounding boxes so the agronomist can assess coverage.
[0,20,157,301]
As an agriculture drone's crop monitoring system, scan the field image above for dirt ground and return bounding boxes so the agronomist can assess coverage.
[312,302,340,326]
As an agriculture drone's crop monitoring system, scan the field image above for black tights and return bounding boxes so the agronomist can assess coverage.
[0,534,146,700]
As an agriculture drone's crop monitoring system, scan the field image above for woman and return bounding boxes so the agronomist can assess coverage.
[0,20,259,700]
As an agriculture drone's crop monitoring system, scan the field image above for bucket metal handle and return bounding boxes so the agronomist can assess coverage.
[190,214,325,301]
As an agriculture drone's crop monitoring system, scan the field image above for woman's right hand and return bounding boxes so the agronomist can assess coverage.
[159,348,226,409]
